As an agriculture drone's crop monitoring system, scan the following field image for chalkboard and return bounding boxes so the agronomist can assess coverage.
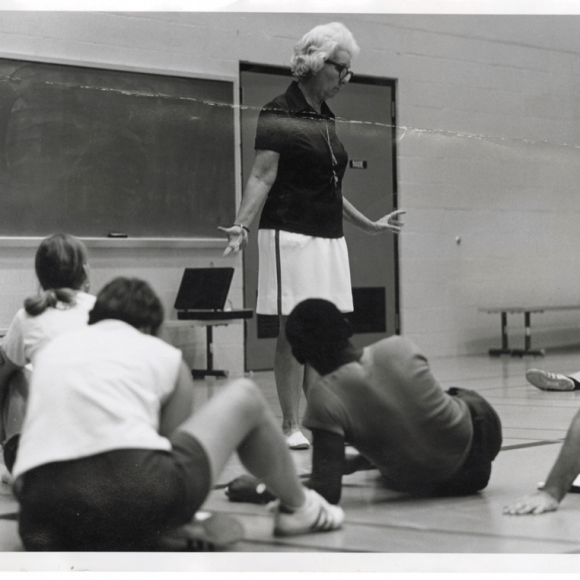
[0,58,235,238]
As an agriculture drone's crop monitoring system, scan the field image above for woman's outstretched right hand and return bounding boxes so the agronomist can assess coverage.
[218,225,249,256]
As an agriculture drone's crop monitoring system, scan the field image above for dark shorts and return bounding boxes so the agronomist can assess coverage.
[14,430,212,551]
[431,387,503,496]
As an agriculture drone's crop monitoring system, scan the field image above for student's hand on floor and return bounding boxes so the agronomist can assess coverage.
[503,490,559,515]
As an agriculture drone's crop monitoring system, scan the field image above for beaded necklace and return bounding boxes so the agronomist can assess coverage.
[323,121,339,188]
[299,82,339,189]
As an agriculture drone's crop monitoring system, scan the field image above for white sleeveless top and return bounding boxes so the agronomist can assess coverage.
[13,319,182,479]
[1,291,96,367]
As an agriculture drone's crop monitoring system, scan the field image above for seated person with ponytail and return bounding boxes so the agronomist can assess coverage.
[0,233,94,472]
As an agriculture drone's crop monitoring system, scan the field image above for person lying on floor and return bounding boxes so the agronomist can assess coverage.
[11,277,344,551]
[525,368,580,392]
[227,298,503,505]
[503,405,580,516]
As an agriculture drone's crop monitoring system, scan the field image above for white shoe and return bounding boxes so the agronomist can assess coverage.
[286,431,310,450]
[526,369,576,391]
[272,489,344,537]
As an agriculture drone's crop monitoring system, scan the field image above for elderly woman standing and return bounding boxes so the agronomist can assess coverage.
[220,22,404,449]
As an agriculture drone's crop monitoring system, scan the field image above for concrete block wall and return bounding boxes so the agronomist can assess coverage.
[386,15,580,355]
[0,12,579,363]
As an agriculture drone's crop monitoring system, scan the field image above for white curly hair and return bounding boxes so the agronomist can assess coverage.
[290,22,360,80]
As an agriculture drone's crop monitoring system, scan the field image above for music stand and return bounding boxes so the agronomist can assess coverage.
[174,268,253,379]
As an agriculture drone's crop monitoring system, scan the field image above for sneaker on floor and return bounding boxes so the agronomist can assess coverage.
[286,431,310,450]
[272,489,344,537]
[526,369,576,391]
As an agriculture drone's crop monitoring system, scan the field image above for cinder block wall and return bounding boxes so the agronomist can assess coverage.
[0,12,578,364]
[386,15,580,355]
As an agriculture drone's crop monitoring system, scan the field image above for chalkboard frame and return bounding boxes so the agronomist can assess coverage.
[0,53,238,245]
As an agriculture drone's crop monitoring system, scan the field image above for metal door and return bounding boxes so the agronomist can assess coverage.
[240,65,399,370]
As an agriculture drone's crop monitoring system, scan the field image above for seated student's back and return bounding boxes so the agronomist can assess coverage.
[12,317,182,479]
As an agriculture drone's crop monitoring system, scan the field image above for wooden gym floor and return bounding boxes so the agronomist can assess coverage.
[3,348,580,572]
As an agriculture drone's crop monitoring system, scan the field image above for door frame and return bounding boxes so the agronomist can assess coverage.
[239,62,401,371]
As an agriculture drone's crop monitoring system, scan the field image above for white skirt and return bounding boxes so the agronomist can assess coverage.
[256,229,353,316]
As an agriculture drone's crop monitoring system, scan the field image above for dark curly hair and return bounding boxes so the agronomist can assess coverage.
[285,298,353,371]
[89,277,164,336]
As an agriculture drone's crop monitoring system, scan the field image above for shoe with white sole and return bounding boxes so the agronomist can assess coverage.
[286,431,310,450]
[526,369,576,391]
[272,489,344,536]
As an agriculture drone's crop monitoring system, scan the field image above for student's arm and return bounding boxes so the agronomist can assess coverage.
[159,360,195,438]
[0,348,21,395]
[308,429,346,505]
[503,407,580,515]
[0,348,22,440]
[0,348,22,403]
[342,197,405,235]
[218,149,279,256]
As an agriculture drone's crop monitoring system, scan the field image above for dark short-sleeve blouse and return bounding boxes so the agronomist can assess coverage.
[255,81,348,239]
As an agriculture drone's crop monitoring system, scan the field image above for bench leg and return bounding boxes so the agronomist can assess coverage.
[511,312,545,357]
[489,311,512,356]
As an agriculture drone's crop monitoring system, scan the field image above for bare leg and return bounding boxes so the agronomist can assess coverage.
[275,316,303,435]
[176,378,305,509]
[275,316,318,436]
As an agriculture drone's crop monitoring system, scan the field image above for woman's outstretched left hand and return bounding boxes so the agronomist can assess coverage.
[373,209,406,234]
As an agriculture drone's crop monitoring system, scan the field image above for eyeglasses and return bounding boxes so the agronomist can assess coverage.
[325,59,353,82]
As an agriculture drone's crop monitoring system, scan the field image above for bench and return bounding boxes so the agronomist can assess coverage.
[479,305,580,357]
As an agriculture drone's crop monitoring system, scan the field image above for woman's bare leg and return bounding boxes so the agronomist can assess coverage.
[176,378,305,509]
[275,316,317,438]
[275,317,303,435]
